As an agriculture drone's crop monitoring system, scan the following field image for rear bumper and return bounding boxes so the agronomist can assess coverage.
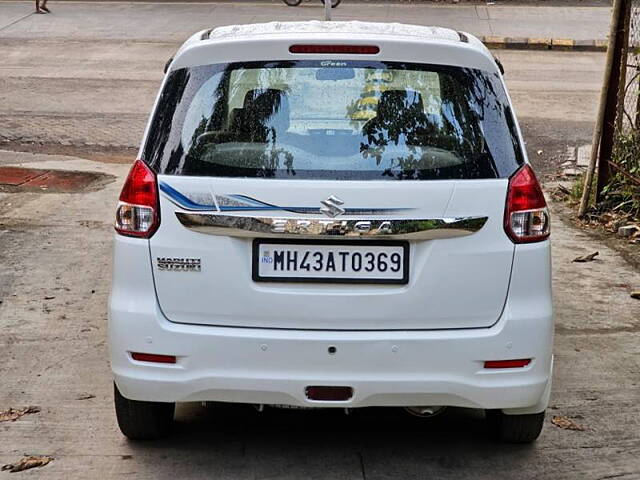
[111,319,553,411]
[109,236,553,411]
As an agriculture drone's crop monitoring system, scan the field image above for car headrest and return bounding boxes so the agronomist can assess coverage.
[242,88,290,132]
[227,107,243,129]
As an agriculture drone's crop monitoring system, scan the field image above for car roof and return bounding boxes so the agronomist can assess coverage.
[172,21,497,74]
[210,21,463,42]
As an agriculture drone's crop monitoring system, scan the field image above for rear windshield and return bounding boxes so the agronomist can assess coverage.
[144,60,524,180]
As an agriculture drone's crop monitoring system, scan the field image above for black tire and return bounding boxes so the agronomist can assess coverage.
[283,0,303,5]
[114,383,175,440]
[486,410,545,443]
[321,0,341,6]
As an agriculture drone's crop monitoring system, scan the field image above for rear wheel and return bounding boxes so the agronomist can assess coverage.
[114,383,175,440]
[486,410,545,443]
[283,0,303,5]
[321,0,341,6]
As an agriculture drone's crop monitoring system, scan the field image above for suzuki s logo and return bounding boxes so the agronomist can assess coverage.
[320,195,345,218]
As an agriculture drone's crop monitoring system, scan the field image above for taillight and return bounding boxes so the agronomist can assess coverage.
[114,159,159,238]
[504,164,550,243]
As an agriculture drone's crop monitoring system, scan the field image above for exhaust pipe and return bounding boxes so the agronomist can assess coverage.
[404,406,447,418]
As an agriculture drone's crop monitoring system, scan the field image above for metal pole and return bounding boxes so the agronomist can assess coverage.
[579,0,626,217]
[324,0,331,21]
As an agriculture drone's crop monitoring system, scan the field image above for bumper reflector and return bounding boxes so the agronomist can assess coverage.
[131,352,177,364]
[484,359,531,369]
[305,386,353,401]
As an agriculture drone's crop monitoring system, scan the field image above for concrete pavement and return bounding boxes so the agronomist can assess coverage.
[1,2,640,478]
[0,1,608,154]
[0,1,610,41]
[1,148,640,479]
[0,41,607,167]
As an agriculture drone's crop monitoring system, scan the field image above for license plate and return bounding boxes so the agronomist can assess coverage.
[252,240,409,284]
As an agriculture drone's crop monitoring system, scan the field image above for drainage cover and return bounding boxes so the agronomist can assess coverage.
[0,167,112,193]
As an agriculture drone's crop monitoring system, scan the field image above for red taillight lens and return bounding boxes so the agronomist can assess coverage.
[289,44,380,54]
[114,159,159,238]
[484,359,531,369]
[504,164,550,243]
[131,352,176,364]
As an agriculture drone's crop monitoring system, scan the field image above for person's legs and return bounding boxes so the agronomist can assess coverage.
[35,0,42,12]
[40,0,49,12]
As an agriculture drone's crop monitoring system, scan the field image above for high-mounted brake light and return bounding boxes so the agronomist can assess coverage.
[114,159,160,238]
[289,44,380,55]
[504,165,550,243]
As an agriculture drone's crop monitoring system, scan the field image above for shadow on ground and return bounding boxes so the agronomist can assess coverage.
[124,404,539,479]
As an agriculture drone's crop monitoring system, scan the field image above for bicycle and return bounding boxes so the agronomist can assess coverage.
[283,0,341,7]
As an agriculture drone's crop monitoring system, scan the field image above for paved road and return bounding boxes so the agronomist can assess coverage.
[0,1,609,157]
[0,40,606,175]
[0,1,610,41]
[1,2,640,479]
[1,149,639,479]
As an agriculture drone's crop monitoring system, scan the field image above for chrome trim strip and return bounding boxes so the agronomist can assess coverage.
[158,182,413,215]
[174,212,488,240]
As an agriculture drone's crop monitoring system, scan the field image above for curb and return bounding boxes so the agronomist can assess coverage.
[482,36,607,52]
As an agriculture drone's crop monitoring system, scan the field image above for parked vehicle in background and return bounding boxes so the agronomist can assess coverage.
[284,0,341,7]
[109,21,553,444]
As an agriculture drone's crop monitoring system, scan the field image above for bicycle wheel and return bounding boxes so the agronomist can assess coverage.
[283,0,303,5]
[320,0,341,7]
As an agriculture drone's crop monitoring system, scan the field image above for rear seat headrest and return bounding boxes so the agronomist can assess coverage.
[242,88,290,131]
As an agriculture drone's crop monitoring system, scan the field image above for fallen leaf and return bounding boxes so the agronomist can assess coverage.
[551,415,586,431]
[44,296,55,300]
[0,406,40,422]
[573,251,599,263]
[1,456,53,473]
[76,393,95,401]
[631,291,640,300]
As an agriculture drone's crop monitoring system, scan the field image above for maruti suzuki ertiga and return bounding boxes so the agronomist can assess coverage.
[109,21,553,443]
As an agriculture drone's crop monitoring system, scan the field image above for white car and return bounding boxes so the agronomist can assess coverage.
[109,21,553,443]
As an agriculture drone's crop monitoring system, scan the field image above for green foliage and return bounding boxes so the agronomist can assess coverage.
[601,131,640,219]
[570,172,585,201]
